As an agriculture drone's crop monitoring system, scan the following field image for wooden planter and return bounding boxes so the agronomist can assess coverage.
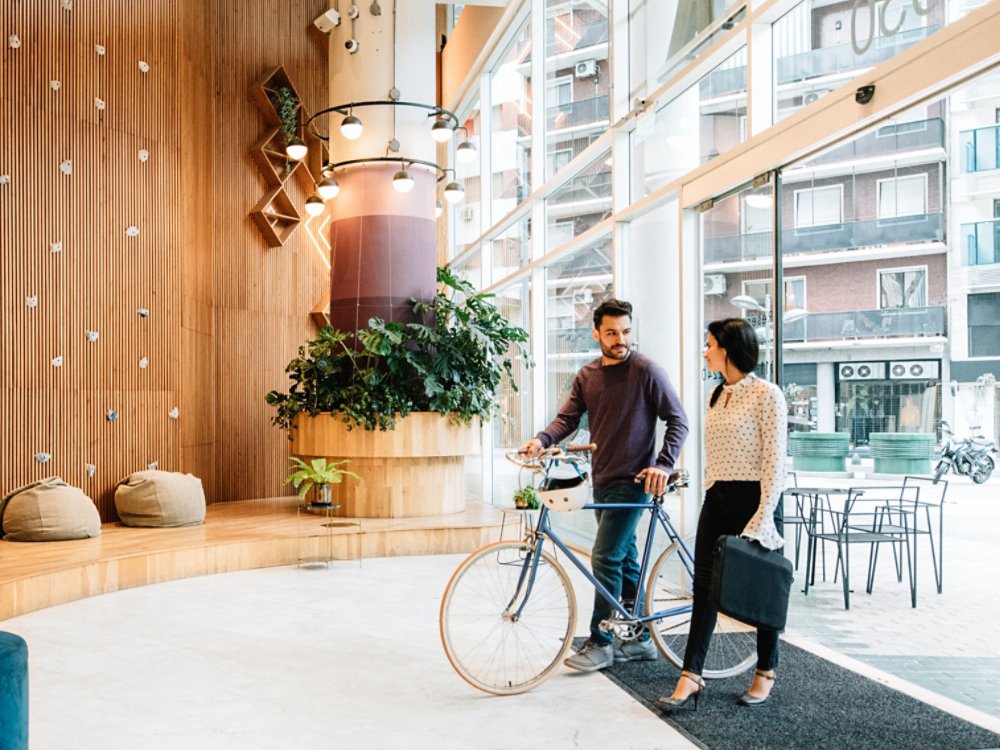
[290,413,480,518]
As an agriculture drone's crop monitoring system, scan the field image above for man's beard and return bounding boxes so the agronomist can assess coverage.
[601,342,631,361]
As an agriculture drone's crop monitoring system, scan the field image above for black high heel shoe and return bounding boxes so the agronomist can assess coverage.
[655,673,706,710]
[737,669,775,706]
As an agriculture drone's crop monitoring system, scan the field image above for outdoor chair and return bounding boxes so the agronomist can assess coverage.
[902,475,948,593]
[804,486,920,609]
[781,471,808,570]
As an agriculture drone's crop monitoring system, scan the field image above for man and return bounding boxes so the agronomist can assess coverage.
[521,298,689,672]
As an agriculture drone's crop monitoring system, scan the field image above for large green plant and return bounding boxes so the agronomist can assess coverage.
[266,266,532,432]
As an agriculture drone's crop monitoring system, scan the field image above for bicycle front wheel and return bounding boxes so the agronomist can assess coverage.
[645,543,757,679]
[440,541,577,695]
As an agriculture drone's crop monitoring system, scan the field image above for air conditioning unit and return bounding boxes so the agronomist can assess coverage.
[572,288,593,304]
[461,206,476,222]
[575,59,597,78]
[839,362,885,381]
[803,89,832,105]
[703,274,727,295]
[889,360,940,380]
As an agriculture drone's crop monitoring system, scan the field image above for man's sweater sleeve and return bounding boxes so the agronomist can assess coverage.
[536,374,585,448]
[651,368,689,471]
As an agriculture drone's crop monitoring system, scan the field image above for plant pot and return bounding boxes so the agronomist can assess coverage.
[311,483,333,506]
[291,412,480,518]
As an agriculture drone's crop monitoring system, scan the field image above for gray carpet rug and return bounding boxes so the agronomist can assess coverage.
[585,639,1000,750]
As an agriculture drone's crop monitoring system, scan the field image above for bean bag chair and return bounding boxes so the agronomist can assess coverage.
[114,470,205,527]
[0,477,101,542]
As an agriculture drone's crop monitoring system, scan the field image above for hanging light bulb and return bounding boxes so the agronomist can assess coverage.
[304,194,325,216]
[456,139,477,164]
[431,118,455,143]
[435,200,443,218]
[392,168,415,193]
[317,176,340,200]
[285,137,308,161]
[443,179,465,204]
[340,114,363,140]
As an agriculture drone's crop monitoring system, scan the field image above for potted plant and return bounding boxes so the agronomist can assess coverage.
[271,86,299,173]
[284,456,359,506]
[512,486,540,510]
[266,266,532,518]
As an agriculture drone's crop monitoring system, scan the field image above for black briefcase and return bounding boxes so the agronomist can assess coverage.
[709,535,793,632]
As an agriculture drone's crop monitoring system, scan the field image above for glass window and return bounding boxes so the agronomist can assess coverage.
[491,278,533,506]
[629,0,745,103]
[773,0,943,122]
[491,214,532,282]
[454,101,483,257]
[632,47,747,202]
[544,236,613,419]
[544,0,610,180]
[491,19,532,225]
[969,292,1000,357]
[451,249,483,290]
[878,174,927,218]
[879,267,926,309]
[794,185,843,228]
[545,149,612,249]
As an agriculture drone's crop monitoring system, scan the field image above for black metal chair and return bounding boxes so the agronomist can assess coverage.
[902,475,948,594]
[781,471,808,570]
[804,486,920,609]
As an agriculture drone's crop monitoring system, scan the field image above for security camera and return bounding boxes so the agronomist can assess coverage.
[345,38,359,54]
[855,84,875,105]
[347,5,360,18]
[313,8,341,33]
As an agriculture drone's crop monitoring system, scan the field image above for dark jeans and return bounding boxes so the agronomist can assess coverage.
[682,480,784,674]
[589,482,649,646]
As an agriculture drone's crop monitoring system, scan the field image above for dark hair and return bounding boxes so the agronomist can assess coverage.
[707,318,759,407]
[593,298,633,330]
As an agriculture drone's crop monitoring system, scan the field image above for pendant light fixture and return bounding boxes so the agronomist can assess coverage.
[340,113,363,140]
[285,137,308,161]
[317,176,340,200]
[392,167,415,193]
[304,194,325,216]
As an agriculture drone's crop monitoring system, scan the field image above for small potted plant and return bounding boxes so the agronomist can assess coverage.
[512,485,540,510]
[284,456,359,506]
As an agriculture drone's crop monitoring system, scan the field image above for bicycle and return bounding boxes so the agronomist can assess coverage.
[439,445,758,695]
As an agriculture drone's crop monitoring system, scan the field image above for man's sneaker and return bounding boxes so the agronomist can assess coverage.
[564,640,614,672]
[613,638,659,663]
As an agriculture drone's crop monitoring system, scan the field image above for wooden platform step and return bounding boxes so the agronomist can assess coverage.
[0,498,505,621]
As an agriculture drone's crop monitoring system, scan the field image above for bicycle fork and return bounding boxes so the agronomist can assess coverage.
[503,536,547,623]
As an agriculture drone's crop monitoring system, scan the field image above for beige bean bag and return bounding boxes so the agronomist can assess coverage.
[0,477,101,542]
[114,470,205,527]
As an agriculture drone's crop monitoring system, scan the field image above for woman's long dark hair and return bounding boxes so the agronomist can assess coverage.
[707,318,760,407]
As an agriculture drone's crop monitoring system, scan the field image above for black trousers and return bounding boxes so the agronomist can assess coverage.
[682,480,784,675]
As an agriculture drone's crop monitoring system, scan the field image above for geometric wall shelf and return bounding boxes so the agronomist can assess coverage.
[250,186,301,248]
[249,65,313,248]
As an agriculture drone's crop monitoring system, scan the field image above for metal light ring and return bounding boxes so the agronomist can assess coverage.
[305,100,459,127]
[324,156,449,182]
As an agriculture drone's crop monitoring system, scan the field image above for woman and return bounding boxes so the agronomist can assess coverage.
[657,317,788,709]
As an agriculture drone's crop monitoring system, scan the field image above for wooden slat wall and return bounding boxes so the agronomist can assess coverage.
[2,0,330,518]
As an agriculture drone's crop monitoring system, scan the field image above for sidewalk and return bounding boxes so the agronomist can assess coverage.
[783,465,1000,718]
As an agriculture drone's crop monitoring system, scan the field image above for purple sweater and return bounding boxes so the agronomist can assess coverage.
[536,352,689,488]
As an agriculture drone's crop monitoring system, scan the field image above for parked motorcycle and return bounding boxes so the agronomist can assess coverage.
[934,420,998,484]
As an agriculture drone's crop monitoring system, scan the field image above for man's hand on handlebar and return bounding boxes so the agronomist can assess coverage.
[520,438,544,458]
[637,466,670,497]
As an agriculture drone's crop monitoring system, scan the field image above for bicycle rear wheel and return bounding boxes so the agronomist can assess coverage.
[440,541,577,695]
[645,543,757,679]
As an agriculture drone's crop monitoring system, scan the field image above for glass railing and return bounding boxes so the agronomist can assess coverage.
[547,171,613,206]
[775,26,939,85]
[960,218,1000,265]
[806,118,944,164]
[703,213,943,264]
[547,326,599,354]
[699,66,747,99]
[783,306,946,342]
[546,95,610,130]
[960,124,1000,173]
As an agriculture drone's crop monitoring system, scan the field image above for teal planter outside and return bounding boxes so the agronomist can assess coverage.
[870,432,934,475]
[788,432,850,472]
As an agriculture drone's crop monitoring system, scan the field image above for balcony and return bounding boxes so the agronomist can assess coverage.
[702,213,944,264]
[699,66,747,99]
[960,218,1000,265]
[547,95,610,131]
[775,26,939,85]
[784,306,946,342]
[804,118,944,165]
[960,124,1000,173]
